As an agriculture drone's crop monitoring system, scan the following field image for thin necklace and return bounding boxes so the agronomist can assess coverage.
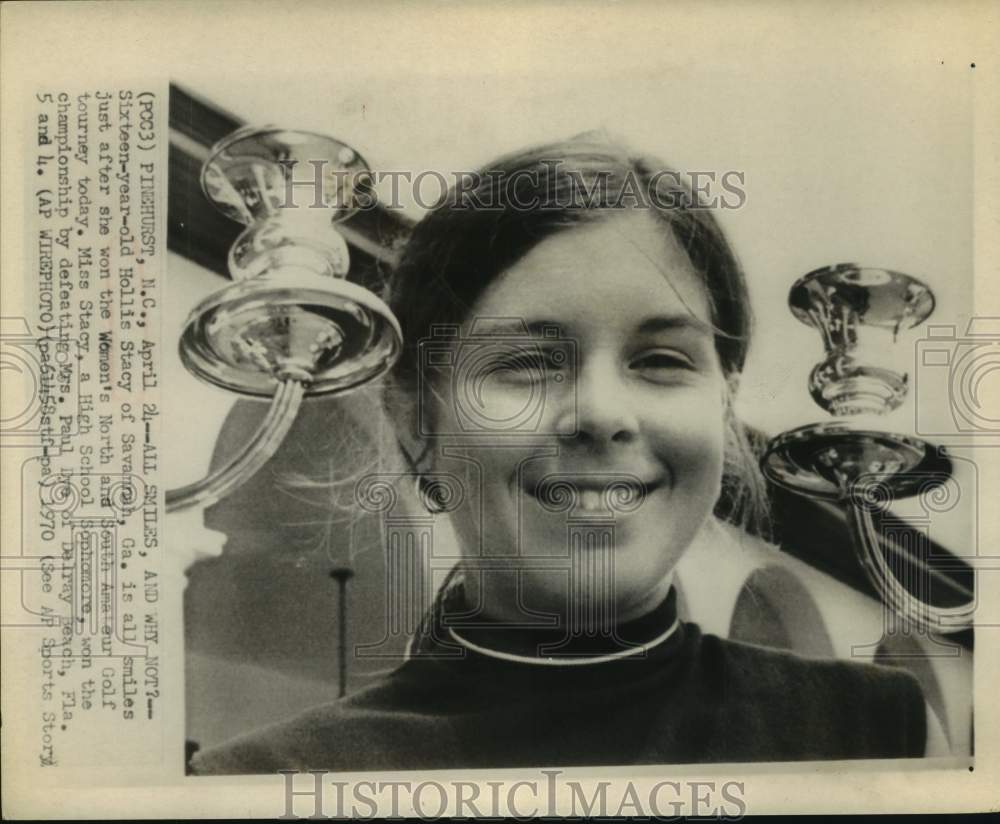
[446,616,680,667]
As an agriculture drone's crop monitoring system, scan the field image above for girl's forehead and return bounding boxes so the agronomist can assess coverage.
[468,211,714,331]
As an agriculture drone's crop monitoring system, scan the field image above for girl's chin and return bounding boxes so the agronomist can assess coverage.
[516,569,675,617]
[515,520,672,560]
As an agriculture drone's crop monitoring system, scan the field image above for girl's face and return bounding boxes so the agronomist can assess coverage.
[427,210,728,624]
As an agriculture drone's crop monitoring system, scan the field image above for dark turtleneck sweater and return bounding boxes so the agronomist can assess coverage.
[190,587,927,774]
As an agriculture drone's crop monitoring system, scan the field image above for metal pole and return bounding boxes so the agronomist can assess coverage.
[330,567,354,697]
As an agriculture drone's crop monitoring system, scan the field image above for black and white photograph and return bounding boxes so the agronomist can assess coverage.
[2,1,998,818]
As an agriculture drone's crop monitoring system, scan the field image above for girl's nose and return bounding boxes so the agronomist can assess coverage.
[560,355,639,447]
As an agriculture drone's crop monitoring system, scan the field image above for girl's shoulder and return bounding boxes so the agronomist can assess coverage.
[691,629,927,759]
[188,665,447,775]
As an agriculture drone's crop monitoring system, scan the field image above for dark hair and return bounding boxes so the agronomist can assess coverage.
[384,134,767,534]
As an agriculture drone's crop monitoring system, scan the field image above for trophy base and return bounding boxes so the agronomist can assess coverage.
[760,422,951,501]
[179,272,401,396]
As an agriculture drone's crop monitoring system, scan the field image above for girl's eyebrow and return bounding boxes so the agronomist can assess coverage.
[635,314,714,337]
[471,318,569,337]
[475,315,714,338]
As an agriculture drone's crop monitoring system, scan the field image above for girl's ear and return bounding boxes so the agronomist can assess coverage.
[383,377,434,474]
[720,371,740,431]
[724,370,740,400]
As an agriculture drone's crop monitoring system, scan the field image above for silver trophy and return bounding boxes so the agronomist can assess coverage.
[760,264,972,633]
[167,126,401,513]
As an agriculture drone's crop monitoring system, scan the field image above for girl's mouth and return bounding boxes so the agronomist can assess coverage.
[523,474,663,515]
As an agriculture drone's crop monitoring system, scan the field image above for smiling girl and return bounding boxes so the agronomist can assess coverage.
[191,136,939,773]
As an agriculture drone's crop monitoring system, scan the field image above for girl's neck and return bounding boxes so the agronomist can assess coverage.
[447,569,678,660]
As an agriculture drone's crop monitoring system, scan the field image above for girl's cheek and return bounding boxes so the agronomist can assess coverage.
[645,392,726,449]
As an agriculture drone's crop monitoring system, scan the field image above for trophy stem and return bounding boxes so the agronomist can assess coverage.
[165,379,305,513]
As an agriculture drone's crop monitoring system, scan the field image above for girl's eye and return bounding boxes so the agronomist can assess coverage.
[489,346,568,380]
[630,349,696,376]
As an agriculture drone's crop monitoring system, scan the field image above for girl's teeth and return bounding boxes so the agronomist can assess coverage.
[579,490,602,511]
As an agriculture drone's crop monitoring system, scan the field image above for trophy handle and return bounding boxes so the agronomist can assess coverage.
[845,479,976,634]
[165,379,304,513]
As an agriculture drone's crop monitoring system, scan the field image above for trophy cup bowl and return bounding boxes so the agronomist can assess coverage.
[789,264,935,416]
[761,421,951,502]
[179,272,400,396]
[178,126,400,397]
